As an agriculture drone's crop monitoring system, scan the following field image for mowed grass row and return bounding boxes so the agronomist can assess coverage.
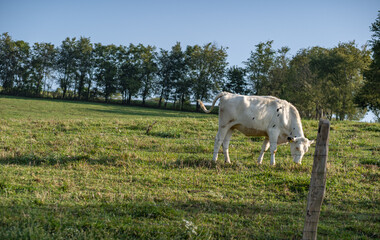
[0,95,379,239]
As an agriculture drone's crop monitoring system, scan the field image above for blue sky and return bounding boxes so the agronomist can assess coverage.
[1,0,379,67]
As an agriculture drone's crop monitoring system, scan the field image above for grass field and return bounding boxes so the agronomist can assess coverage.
[0,95,379,239]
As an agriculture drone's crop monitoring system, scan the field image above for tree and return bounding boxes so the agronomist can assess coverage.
[56,37,77,98]
[327,42,370,120]
[186,43,228,110]
[286,47,329,119]
[223,66,247,94]
[157,48,172,107]
[30,42,56,96]
[170,42,189,110]
[287,43,370,120]
[75,37,93,100]
[139,44,158,105]
[356,11,380,121]
[268,46,290,98]
[157,42,189,109]
[0,33,19,92]
[118,44,143,104]
[94,43,119,102]
[244,40,276,95]
[13,40,31,94]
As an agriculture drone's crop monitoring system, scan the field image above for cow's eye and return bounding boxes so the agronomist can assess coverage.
[296,147,300,151]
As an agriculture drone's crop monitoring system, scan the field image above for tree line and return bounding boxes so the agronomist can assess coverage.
[0,34,228,111]
[1,13,379,120]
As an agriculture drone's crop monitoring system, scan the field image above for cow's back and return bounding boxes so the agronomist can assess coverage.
[219,94,285,135]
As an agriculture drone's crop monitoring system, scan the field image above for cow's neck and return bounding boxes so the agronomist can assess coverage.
[289,106,304,138]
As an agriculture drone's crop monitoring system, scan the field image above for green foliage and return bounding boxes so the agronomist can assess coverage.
[329,42,370,120]
[0,33,31,93]
[93,43,119,102]
[244,40,276,95]
[56,37,77,98]
[356,11,380,121]
[223,66,248,94]
[0,96,379,239]
[139,44,158,105]
[157,48,172,107]
[157,42,190,109]
[171,42,191,110]
[244,40,370,120]
[75,37,94,100]
[186,43,228,106]
[119,44,143,104]
[286,43,370,120]
[30,42,56,95]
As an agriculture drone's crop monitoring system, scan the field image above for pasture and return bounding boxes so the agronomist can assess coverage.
[0,95,379,239]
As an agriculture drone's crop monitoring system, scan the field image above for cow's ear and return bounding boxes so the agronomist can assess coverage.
[309,140,315,146]
[287,137,294,143]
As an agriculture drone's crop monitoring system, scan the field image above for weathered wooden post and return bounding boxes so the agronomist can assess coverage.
[303,119,330,240]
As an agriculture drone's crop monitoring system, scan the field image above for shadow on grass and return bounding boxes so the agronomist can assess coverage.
[0,153,238,169]
[1,198,377,239]
[169,154,313,172]
[87,107,210,119]
[0,95,212,119]
[0,154,122,166]
[170,155,249,171]
[173,155,217,169]
[0,200,305,240]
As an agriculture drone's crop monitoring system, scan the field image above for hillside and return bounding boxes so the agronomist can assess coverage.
[0,95,379,239]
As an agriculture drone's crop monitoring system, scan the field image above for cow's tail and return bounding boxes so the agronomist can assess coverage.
[197,92,229,113]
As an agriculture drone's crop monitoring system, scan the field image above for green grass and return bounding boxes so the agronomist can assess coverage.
[0,95,379,239]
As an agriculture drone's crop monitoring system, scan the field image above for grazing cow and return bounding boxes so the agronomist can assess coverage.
[198,92,314,165]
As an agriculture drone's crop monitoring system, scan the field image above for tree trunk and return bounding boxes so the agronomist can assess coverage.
[173,95,177,109]
[127,93,132,105]
[180,93,185,111]
[86,81,91,100]
[63,86,67,99]
[158,88,164,108]
[36,78,41,96]
[78,73,85,100]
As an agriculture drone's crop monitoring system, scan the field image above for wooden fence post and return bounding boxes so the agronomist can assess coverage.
[303,119,330,240]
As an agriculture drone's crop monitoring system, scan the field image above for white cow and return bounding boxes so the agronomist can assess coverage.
[198,92,314,165]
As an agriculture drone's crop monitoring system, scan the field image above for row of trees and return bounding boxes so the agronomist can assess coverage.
[1,13,379,120]
[244,40,371,120]
[0,33,228,111]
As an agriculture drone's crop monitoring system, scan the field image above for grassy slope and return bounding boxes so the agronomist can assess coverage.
[0,95,379,239]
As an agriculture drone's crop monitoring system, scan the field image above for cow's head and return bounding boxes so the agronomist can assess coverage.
[288,137,315,164]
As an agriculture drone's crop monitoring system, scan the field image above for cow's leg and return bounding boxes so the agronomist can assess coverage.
[269,141,278,166]
[257,138,270,164]
[268,130,280,166]
[212,127,229,162]
[222,129,233,163]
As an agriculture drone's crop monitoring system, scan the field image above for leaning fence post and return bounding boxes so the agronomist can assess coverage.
[303,119,330,240]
